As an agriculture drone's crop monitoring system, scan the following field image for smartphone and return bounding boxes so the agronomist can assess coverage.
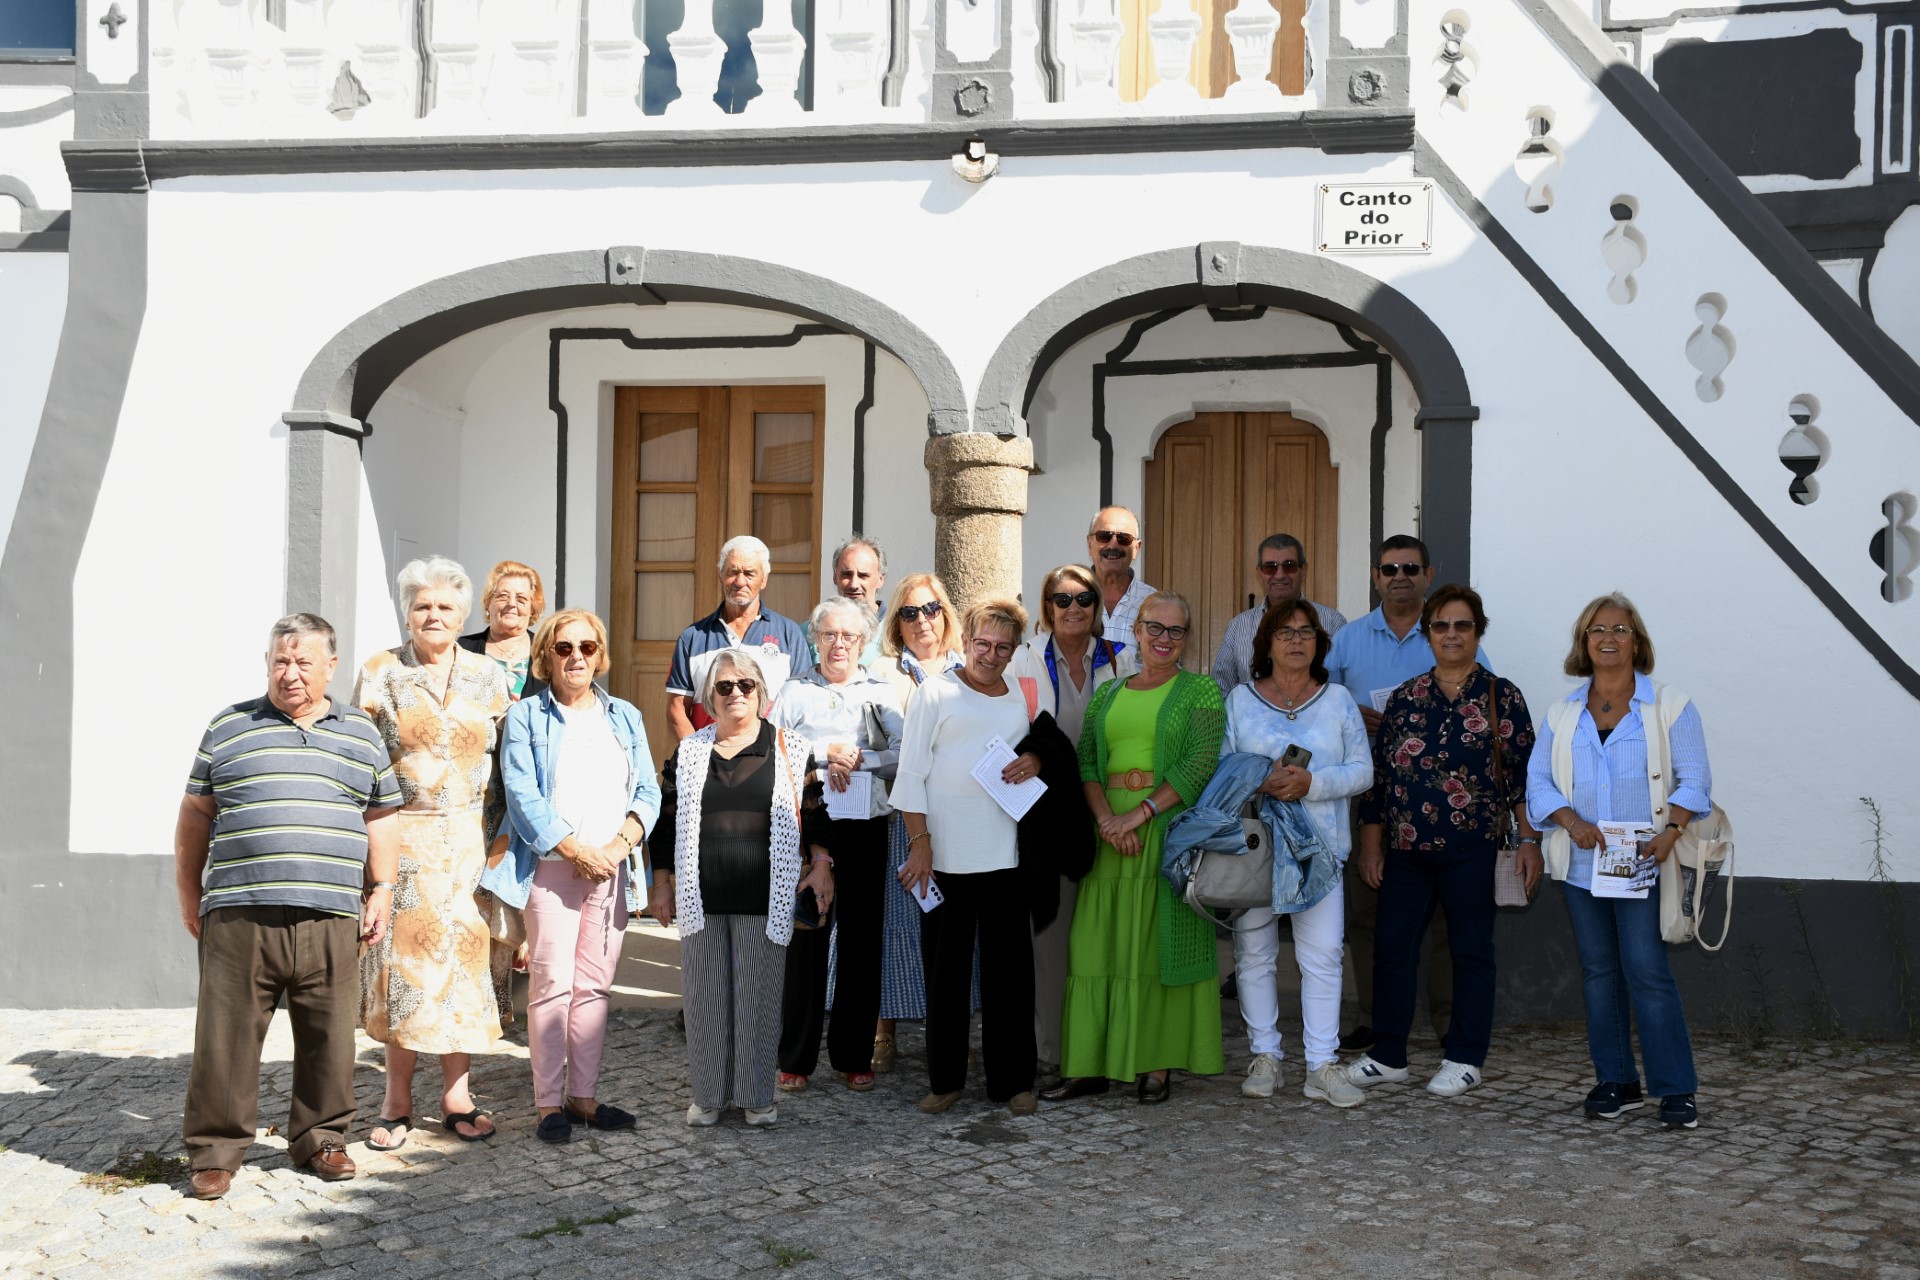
[792,886,827,931]
[1279,744,1313,770]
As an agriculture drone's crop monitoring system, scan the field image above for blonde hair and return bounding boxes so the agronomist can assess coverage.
[881,573,962,658]
[531,609,610,680]
[482,560,546,627]
[1135,589,1192,630]
[1036,564,1104,637]
[1563,592,1656,676]
[700,648,774,718]
[962,596,1028,644]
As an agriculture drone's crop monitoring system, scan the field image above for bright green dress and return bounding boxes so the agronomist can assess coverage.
[1059,678,1226,1081]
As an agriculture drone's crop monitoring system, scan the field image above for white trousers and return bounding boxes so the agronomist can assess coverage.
[1230,881,1346,1069]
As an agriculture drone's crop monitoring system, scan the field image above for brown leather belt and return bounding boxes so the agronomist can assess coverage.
[1107,769,1156,791]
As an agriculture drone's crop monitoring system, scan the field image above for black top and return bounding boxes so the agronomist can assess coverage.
[457,628,550,700]
[652,721,825,916]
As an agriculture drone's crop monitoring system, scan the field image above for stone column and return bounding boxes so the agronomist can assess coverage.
[926,433,1032,612]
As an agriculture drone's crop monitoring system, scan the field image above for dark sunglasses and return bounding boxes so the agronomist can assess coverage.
[1091,530,1136,547]
[1426,618,1477,634]
[713,678,759,696]
[1050,590,1098,609]
[550,639,601,658]
[1377,562,1428,577]
[1258,559,1304,575]
[896,601,943,622]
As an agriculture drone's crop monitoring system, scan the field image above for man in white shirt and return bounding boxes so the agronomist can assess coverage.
[1210,533,1347,693]
[1087,506,1154,641]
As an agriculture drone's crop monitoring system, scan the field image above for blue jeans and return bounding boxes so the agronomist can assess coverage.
[1371,846,1497,1070]
[1559,882,1698,1097]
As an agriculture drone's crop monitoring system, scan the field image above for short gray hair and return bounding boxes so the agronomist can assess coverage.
[269,612,336,657]
[699,648,773,718]
[718,535,772,575]
[807,596,876,651]
[1259,533,1306,561]
[832,536,887,580]
[395,555,473,625]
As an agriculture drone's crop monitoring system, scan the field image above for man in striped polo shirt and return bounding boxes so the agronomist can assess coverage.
[175,613,401,1201]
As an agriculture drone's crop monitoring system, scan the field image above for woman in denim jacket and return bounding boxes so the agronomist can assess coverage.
[487,609,664,1144]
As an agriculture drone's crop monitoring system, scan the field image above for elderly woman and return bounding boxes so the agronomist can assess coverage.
[1527,594,1709,1130]
[1008,563,1133,1084]
[773,597,905,1094]
[1043,591,1226,1106]
[357,555,511,1147]
[1349,584,1539,1100]
[1220,603,1373,1108]
[895,597,1046,1116]
[486,609,662,1144]
[867,572,967,1071]
[648,649,832,1128]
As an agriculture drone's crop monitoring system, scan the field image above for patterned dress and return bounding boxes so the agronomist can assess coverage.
[357,645,511,1054]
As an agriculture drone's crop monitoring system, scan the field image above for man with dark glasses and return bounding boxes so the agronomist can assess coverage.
[1086,506,1155,643]
[1209,532,1347,694]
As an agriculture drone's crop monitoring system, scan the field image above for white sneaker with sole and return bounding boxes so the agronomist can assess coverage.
[1426,1060,1482,1097]
[743,1105,778,1128]
[1240,1054,1283,1099]
[1344,1054,1410,1088]
[1303,1062,1365,1108]
[685,1103,721,1128]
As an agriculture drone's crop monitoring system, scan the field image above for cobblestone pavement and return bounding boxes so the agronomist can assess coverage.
[3,990,1917,1278]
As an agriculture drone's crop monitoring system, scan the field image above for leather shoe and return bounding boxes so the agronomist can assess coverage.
[1039,1077,1111,1102]
[189,1169,233,1200]
[1137,1073,1172,1105]
[305,1142,356,1182]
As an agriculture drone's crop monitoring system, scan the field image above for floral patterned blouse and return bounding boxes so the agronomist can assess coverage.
[1359,666,1535,852]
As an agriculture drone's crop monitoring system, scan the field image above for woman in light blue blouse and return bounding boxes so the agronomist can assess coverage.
[1527,593,1711,1131]
[1219,603,1373,1109]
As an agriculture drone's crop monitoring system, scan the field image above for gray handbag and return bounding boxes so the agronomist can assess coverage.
[1183,798,1274,919]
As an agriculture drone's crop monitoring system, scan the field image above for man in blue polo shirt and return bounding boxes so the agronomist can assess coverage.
[1325,535,1490,1054]
[666,534,814,738]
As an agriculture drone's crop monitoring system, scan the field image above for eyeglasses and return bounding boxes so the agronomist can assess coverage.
[1258,559,1304,575]
[713,678,759,696]
[1426,619,1477,635]
[1272,626,1316,641]
[1585,624,1634,638]
[1050,590,1098,609]
[1091,530,1136,547]
[896,601,943,623]
[550,640,601,658]
[1140,621,1189,640]
[968,638,1017,659]
[1377,562,1428,577]
[816,631,863,646]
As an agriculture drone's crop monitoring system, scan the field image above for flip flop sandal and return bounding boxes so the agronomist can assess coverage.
[443,1109,496,1142]
[535,1112,573,1144]
[837,1071,876,1092]
[777,1073,810,1093]
[566,1101,637,1130]
[365,1116,411,1152]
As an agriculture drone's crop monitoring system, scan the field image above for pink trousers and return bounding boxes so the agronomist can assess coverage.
[525,858,628,1107]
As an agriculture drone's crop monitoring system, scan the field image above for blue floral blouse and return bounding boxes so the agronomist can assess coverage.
[1359,666,1536,852]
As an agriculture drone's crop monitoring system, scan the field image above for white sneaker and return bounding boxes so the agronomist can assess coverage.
[743,1105,778,1128]
[1303,1062,1365,1108]
[1426,1059,1482,1097]
[1344,1054,1411,1088]
[685,1103,721,1128]
[1240,1054,1283,1099]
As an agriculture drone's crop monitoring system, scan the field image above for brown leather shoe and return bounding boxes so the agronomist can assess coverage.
[189,1169,233,1200]
[305,1142,356,1182]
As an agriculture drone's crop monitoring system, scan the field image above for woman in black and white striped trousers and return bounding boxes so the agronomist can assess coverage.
[649,650,831,1128]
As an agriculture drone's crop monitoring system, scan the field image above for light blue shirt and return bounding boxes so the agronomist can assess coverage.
[1218,683,1373,863]
[1325,606,1492,711]
[1525,674,1713,890]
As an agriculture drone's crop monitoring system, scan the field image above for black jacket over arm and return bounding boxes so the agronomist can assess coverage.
[459,628,550,700]
[1014,710,1096,932]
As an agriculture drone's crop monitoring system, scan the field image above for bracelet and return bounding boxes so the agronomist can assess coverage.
[369,880,395,891]
[1516,837,1541,847]
[1664,823,1681,832]
[1139,796,1160,819]
[907,831,931,847]
[810,853,834,866]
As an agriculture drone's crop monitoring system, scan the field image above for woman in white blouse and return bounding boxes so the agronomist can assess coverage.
[771,597,905,1093]
[1219,603,1373,1109]
[894,597,1045,1117]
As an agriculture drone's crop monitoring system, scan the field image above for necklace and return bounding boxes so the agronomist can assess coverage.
[1261,678,1321,721]
[1434,669,1473,700]
[1592,683,1630,716]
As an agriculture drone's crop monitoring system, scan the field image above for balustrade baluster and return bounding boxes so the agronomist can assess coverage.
[1222,0,1281,99]
[1144,0,1202,103]
[506,0,572,118]
[748,0,809,116]
[585,0,646,120]
[428,0,489,119]
[664,0,729,117]
[279,0,332,118]
[352,0,422,124]
[203,0,265,113]
[819,0,887,115]
[1063,0,1122,103]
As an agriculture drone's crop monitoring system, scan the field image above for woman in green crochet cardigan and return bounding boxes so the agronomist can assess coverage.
[1042,591,1227,1105]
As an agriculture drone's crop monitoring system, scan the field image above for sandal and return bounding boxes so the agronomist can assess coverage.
[837,1071,876,1092]
[777,1072,810,1093]
[565,1101,637,1131]
[443,1108,496,1142]
[365,1116,411,1152]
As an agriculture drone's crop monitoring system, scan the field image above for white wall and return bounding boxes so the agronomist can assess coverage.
[0,252,65,543]
[1870,205,1920,365]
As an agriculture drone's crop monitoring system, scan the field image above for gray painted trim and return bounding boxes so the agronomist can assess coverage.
[0,229,70,251]
[0,853,197,1008]
[0,92,76,126]
[1520,0,1920,428]
[63,140,147,190]
[0,176,69,233]
[0,62,79,86]
[61,111,1413,185]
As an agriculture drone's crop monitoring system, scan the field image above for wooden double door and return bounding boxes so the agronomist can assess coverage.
[609,385,825,759]
[1143,412,1337,680]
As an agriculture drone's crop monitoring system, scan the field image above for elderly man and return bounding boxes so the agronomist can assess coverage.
[1087,506,1155,640]
[176,613,401,1201]
[830,535,887,667]
[666,534,814,739]
[1210,532,1347,693]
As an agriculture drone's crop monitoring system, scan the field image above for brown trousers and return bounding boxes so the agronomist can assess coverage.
[184,905,360,1172]
[1345,857,1454,1035]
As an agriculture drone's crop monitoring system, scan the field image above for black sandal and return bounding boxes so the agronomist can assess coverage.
[365,1116,411,1151]
[443,1109,496,1142]
[566,1101,637,1131]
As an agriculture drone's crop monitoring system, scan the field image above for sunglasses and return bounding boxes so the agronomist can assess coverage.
[1050,590,1098,609]
[896,601,943,623]
[1377,562,1428,577]
[713,678,759,696]
[1426,619,1477,634]
[550,639,601,658]
[1258,559,1304,575]
[1091,530,1136,547]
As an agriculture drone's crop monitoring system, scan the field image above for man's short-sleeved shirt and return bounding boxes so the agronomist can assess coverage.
[665,602,814,728]
[1099,576,1157,645]
[186,697,402,918]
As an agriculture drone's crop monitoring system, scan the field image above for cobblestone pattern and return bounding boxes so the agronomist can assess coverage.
[2,1007,1917,1279]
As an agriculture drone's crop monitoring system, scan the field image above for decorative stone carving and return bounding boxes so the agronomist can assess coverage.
[1347,67,1382,103]
[749,0,809,116]
[665,0,728,116]
[1436,11,1474,111]
[1064,0,1123,104]
[1514,108,1562,212]
[1684,293,1733,403]
[1223,0,1282,101]
[926,433,1033,611]
[819,0,888,115]
[1871,492,1919,603]
[1601,197,1645,305]
[1777,395,1825,506]
[1145,0,1204,104]
[954,77,993,115]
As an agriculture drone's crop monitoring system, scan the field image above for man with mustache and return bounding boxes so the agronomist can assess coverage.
[1086,506,1155,643]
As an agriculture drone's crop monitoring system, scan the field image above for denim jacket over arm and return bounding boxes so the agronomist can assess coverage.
[1162,752,1338,914]
[482,686,664,914]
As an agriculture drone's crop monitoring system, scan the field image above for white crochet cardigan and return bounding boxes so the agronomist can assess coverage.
[671,723,809,945]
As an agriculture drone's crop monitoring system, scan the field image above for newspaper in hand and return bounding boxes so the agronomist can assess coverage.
[1591,821,1656,898]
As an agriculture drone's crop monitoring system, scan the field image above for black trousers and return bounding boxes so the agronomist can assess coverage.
[779,815,889,1076]
[921,865,1035,1101]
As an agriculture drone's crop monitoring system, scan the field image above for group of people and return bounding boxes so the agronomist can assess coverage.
[175,512,1712,1200]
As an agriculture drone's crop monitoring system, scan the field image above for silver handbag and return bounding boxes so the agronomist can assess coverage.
[1183,799,1274,919]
